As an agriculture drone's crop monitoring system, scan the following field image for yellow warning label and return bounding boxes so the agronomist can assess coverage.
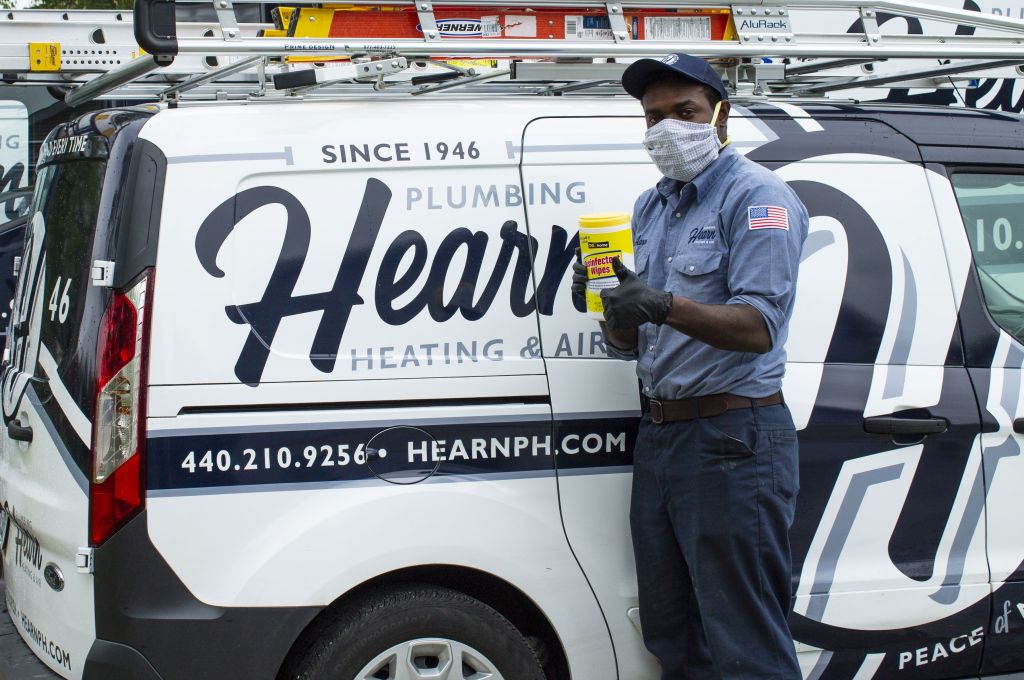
[29,42,60,72]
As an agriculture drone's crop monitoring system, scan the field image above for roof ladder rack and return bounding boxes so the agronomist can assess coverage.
[0,0,1022,104]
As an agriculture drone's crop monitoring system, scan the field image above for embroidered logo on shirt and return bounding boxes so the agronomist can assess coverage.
[688,226,717,245]
[748,205,789,230]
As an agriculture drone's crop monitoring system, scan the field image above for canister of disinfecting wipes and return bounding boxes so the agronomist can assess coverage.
[578,212,635,321]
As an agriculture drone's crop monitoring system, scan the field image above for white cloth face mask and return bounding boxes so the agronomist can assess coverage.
[643,100,725,183]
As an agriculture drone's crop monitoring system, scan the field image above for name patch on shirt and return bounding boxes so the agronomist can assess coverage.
[688,226,717,245]
[748,205,789,231]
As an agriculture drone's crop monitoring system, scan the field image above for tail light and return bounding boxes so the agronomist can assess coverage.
[89,270,153,547]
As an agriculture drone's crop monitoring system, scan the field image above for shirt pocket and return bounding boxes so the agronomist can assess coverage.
[635,247,650,278]
[669,249,726,303]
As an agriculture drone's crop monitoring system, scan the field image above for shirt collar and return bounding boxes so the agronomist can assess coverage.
[654,144,741,203]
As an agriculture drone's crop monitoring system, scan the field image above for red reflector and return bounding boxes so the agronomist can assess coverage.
[89,452,143,546]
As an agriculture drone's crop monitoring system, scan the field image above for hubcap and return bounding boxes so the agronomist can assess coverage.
[355,638,504,680]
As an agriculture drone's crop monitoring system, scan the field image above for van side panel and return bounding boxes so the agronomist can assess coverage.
[137,101,620,679]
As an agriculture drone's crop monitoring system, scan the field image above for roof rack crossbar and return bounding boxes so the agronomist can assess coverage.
[788,57,1024,94]
[65,53,165,107]
[784,58,882,76]
[538,78,618,94]
[411,67,511,94]
[160,54,262,98]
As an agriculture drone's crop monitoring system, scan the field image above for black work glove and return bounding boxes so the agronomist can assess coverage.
[571,247,588,298]
[600,257,674,330]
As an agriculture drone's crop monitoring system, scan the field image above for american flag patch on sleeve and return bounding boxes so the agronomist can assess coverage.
[747,205,790,230]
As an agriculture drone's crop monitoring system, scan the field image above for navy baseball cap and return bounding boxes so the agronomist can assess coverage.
[621,53,729,101]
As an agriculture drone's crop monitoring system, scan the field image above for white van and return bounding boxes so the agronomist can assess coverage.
[1,95,1024,680]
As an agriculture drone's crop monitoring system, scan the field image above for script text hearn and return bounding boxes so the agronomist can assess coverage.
[194,178,585,386]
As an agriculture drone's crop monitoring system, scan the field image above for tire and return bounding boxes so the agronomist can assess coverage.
[280,585,548,680]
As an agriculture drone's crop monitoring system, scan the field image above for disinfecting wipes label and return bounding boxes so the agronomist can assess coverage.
[580,224,634,320]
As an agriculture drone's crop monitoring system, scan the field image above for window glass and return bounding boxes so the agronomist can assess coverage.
[952,173,1024,342]
[33,160,105,364]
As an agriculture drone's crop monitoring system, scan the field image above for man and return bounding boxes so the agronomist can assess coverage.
[574,54,807,679]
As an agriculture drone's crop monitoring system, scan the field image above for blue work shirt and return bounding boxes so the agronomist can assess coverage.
[607,144,808,400]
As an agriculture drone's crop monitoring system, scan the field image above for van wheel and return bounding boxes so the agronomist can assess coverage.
[282,585,547,680]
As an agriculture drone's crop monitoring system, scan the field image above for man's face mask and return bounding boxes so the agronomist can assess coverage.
[643,100,725,183]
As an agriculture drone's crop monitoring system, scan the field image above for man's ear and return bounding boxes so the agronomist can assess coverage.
[716,100,731,141]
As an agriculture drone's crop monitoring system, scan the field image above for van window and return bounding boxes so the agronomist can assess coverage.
[32,159,106,365]
[952,172,1024,342]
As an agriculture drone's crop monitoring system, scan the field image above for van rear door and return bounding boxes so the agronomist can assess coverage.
[0,131,106,680]
[0,108,156,680]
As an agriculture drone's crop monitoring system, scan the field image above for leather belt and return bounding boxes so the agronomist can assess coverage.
[647,392,783,424]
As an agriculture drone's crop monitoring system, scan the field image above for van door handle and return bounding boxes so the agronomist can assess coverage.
[863,416,948,436]
[6,419,31,442]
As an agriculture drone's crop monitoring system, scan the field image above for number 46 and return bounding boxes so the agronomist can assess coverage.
[48,276,71,323]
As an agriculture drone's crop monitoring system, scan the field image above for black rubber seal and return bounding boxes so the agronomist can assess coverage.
[411,71,461,86]
[273,70,317,90]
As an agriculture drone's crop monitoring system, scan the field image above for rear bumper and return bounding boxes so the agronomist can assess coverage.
[90,511,321,680]
[83,640,162,680]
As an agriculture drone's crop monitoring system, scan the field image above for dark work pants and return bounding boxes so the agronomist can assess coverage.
[630,403,801,680]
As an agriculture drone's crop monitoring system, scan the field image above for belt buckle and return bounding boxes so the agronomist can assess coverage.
[649,399,664,424]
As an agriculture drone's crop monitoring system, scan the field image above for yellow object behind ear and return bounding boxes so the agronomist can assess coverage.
[711,101,730,148]
[711,100,728,127]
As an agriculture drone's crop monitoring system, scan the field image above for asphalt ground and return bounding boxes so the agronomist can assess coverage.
[0,581,60,680]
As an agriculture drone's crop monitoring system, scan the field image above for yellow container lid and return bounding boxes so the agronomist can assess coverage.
[579,212,630,229]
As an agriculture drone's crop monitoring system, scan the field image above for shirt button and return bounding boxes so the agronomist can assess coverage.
[688,265,695,272]
[667,256,673,263]
[649,345,655,352]
[645,386,652,394]
[674,212,681,218]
